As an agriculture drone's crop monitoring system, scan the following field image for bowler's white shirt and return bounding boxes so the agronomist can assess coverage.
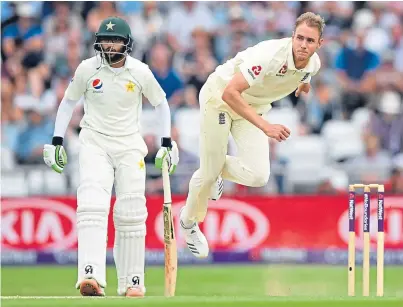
[65,55,166,136]
[210,37,321,114]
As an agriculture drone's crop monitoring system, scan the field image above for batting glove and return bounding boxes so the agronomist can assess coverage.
[43,137,68,174]
[155,137,179,175]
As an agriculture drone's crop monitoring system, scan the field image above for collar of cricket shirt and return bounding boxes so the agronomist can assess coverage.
[286,38,316,73]
[99,55,134,73]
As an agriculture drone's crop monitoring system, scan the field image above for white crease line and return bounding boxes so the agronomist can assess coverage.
[1,296,126,299]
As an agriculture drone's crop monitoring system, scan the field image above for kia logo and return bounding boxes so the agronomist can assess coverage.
[155,199,270,251]
[338,196,403,248]
[1,198,77,250]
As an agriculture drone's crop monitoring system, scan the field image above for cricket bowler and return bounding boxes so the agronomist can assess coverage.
[43,17,179,297]
[180,12,324,257]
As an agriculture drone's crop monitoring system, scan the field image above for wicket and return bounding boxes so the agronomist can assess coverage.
[348,184,384,297]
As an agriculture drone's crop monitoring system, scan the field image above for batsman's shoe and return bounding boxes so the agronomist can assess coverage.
[79,279,105,296]
[179,208,209,258]
[210,175,223,201]
[126,286,146,298]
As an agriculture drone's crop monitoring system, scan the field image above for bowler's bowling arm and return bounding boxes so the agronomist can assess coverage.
[222,72,268,132]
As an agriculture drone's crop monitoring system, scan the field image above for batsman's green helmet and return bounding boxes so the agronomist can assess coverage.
[94,16,133,53]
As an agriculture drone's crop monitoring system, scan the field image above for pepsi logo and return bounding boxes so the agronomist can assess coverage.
[92,79,103,90]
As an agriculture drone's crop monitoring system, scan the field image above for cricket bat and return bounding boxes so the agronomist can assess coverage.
[162,159,177,297]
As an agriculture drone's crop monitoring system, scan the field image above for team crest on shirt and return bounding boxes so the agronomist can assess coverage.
[247,65,262,80]
[276,64,288,77]
[126,81,135,92]
[92,79,104,93]
[138,159,145,170]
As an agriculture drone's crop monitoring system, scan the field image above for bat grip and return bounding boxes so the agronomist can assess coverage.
[162,159,172,204]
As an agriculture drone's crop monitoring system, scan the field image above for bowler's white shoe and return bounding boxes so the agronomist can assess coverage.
[179,208,209,258]
[210,176,223,201]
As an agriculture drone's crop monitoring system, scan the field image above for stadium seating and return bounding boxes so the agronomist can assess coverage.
[264,107,301,142]
[1,172,29,197]
[351,107,371,132]
[175,109,201,157]
[140,109,160,137]
[321,120,364,162]
[1,147,16,171]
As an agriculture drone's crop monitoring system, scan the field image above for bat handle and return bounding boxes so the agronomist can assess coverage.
[162,158,172,204]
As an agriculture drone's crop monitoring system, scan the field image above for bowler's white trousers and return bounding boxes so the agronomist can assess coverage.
[182,78,271,223]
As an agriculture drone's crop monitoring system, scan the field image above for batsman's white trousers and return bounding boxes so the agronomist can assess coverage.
[183,78,271,223]
[76,128,148,294]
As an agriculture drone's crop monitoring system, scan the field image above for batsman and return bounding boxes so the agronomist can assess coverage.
[43,17,179,297]
[180,12,324,257]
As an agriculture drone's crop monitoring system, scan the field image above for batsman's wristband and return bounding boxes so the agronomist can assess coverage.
[161,137,172,149]
[52,136,64,146]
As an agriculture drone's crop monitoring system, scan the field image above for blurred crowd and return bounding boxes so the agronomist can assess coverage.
[1,1,403,195]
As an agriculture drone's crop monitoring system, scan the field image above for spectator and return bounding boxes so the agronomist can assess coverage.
[385,153,403,194]
[268,139,287,194]
[15,105,54,164]
[345,134,392,184]
[368,91,403,156]
[165,2,216,53]
[43,2,84,68]
[316,180,339,194]
[309,2,354,34]
[43,2,83,35]
[247,2,270,40]
[182,86,199,109]
[270,2,298,35]
[86,2,122,34]
[2,3,43,60]
[1,2,17,28]
[182,28,218,97]
[362,50,403,94]
[215,5,254,62]
[127,1,165,61]
[116,1,144,15]
[353,3,395,55]
[1,74,21,153]
[61,36,82,79]
[147,42,184,110]
[335,29,380,118]
[316,167,348,195]
[392,23,403,73]
[3,2,50,99]
[299,77,342,134]
[53,77,83,138]
[170,126,199,194]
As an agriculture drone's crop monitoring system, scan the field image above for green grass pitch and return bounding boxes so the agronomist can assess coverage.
[1,265,402,306]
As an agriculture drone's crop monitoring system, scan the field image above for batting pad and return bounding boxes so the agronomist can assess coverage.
[113,194,147,295]
[76,183,110,288]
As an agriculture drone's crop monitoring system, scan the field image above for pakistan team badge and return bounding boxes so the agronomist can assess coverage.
[126,81,135,92]
[106,21,115,30]
[138,159,145,170]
